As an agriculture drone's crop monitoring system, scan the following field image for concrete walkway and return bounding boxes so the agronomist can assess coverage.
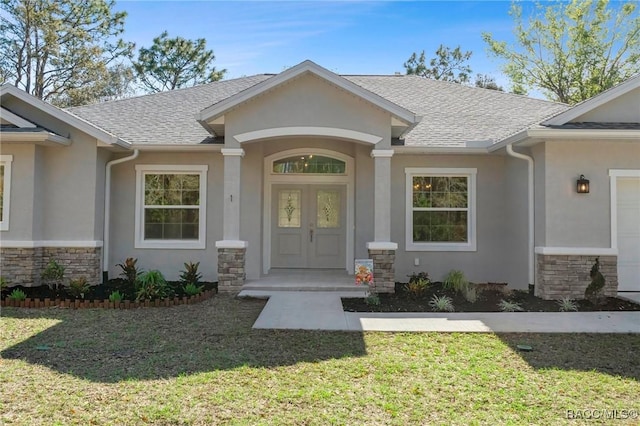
[250,291,640,333]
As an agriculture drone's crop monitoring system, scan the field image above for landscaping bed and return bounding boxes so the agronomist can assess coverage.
[1,257,217,309]
[0,280,218,309]
[342,281,640,313]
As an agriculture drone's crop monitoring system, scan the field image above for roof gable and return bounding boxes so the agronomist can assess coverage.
[197,60,421,135]
[542,74,640,126]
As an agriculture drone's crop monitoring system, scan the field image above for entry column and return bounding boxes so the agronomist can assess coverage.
[216,148,247,293]
[367,149,397,293]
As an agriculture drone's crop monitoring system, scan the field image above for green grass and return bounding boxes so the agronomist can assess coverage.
[1,296,639,425]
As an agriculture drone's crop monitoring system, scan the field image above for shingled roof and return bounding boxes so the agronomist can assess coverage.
[69,72,568,147]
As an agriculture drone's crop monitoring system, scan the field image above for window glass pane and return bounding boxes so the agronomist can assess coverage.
[144,173,200,206]
[317,190,340,228]
[278,190,301,228]
[413,211,468,242]
[273,155,345,174]
[413,176,467,208]
[144,208,199,240]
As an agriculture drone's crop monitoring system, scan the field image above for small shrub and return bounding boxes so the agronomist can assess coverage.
[585,257,606,305]
[183,282,204,297]
[498,300,524,312]
[407,271,430,284]
[0,277,8,293]
[462,284,477,303]
[8,288,27,301]
[179,262,202,286]
[117,257,142,287]
[108,290,123,303]
[135,270,172,301]
[557,297,578,312]
[404,277,430,298]
[41,260,65,289]
[443,270,470,294]
[429,295,454,312]
[364,292,381,306]
[66,277,90,299]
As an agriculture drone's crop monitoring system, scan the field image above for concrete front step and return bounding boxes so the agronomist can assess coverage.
[238,289,368,298]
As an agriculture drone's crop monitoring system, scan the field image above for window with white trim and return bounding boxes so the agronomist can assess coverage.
[135,165,207,249]
[0,155,13,231]
[405,168,476,251]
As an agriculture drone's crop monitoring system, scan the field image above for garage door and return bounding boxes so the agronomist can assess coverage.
[617,177,640,292]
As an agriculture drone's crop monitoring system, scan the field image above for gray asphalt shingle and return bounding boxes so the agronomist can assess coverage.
[70,73,569,147]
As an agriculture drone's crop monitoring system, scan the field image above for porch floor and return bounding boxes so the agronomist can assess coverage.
[239,268,367,296]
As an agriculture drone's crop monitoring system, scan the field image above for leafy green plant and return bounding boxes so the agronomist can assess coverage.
[407,271,430,284]
[403,277,430,298]
[557,297,578,312]
[0,277,8,293]
[183,282,204,297]
[135,270,172,301]
[117,257,142,287]
[108,290,123,303]
[179,262,202,286]
[66,277,90,299]
[443,270,470,294]
[585,257,606,305]
[498,300,524,312]
[8,288,27,301]
[364,292,381,306]
[429,295,454,312]
[462,284,477,303]
[41,260,65,290]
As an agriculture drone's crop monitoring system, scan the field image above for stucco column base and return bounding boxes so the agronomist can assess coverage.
[217,245,246,293]
[535,254,618,300]
[368,247,396,294]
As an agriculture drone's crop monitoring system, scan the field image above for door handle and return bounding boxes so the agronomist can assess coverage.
[309,229,314,243]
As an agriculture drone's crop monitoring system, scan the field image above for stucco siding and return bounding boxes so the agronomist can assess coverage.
[531,144,546,247]
[503,153,530,286]
[542,139,640,248]
[572,87,640,123]
[0,144,37,240]
[390,154,527,288]
[40,131,99,240]
[224,73,392,149]
[108,151,223,281]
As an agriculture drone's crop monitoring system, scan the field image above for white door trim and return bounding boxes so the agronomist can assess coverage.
[263,148,355,274]
[609,169,640,250]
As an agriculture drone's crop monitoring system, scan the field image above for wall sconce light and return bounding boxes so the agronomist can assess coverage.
[577,174,590,194]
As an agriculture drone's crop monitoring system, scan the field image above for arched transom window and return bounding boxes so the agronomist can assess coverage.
[272,155,346,174]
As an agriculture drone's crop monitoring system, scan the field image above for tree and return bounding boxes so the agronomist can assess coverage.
[404,45,473,84]
[0,0,134,106]
[483,0,640,104]
[474,74,504,91]
[133,31,226,93]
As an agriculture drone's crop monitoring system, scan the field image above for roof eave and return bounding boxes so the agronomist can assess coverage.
[0,131,72,146]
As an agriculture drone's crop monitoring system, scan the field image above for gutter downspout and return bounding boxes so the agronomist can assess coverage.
[506,144,535,286]
[103,150,139,283]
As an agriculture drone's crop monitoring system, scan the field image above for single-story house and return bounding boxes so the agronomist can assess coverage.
[1,60,638,299]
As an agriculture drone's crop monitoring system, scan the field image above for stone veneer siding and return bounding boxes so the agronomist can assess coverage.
[0,246,101,287]
[217,247,246,293]
[368,249,396,293]
[535,254,618,300]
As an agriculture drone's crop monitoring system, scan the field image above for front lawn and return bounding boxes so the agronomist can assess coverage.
[1,296,639,425]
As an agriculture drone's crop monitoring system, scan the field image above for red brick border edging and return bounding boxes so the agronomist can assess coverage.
[0,289,216,309]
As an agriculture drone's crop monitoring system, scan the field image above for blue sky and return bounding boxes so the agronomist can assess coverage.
[115,1,520,86]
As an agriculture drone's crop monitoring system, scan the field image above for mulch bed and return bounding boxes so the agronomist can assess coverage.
[1,280,218,309]
[342,282,640,313]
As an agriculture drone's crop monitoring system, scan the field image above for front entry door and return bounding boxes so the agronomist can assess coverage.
[272,184,346,269]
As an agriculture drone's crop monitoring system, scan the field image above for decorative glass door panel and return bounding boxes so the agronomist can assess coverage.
[271,185,345,269]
